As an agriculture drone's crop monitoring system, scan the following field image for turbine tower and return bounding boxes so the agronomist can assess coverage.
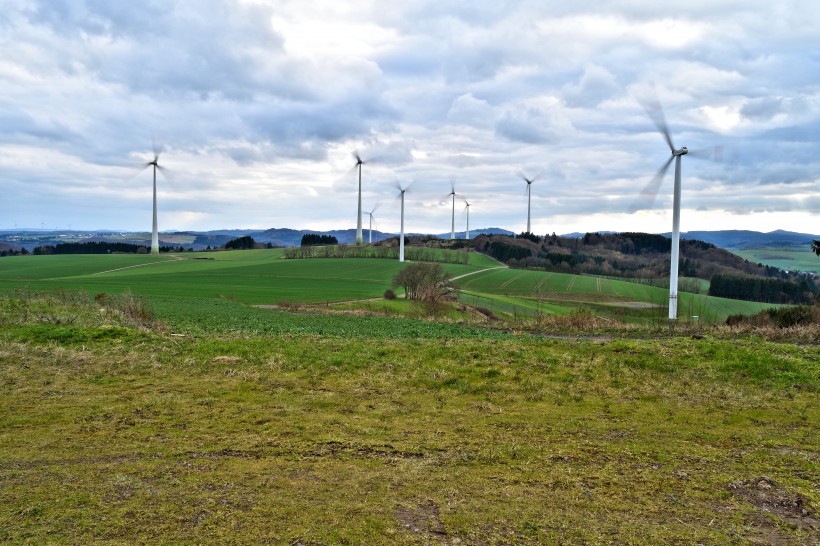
[641,100,689,320]
[352,152,368,245]
[464,200,471,240]
[395,184,409,262]
[142,142,169,256]
[447,182,457,240]
[367,205,379,244]
[521,173,538,234]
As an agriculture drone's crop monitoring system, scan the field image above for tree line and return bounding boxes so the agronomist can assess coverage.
[32,241,149,255]
[284,244,469,264]
[301,234,339,246]
[29,242,201,254]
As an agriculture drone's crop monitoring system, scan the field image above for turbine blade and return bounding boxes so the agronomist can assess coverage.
[641,98,675,153]
[156,164,177,189]
[152,138,164,160]
[125,161,152,182]
[352,151,363,165]
[629,155,674,213]
[519,171,539,184]
[687,145,724,162]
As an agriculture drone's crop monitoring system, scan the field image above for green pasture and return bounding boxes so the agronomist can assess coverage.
[0,250,482,306]
[729,246,820,274]
[451,267,782,322]
[0,249,785,323]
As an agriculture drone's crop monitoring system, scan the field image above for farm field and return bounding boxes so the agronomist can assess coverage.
[0,250,480,305]
[451,267,781,323]
[0,291,818,545]
[729,247,820,274]
[0,248,786,325]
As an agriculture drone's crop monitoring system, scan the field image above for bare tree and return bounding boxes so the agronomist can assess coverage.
[392,263,451,302]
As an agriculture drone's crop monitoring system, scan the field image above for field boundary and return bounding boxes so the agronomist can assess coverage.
[88,256,184,276]
[450,266,507,282]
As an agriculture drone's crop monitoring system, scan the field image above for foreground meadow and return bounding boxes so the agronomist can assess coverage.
[0,292,818,544]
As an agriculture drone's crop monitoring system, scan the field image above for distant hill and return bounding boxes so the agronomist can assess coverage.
[245,227,514,247]
[466,231,818,304]
[437,227,514,239]
[675,230,819,250]
[2,227,817,253]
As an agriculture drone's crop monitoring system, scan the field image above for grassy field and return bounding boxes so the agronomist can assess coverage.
[450,267,781,323]
[729,247,820,274]
[0,250,483,305]
[0,291,818,544]
[0,248,791,327]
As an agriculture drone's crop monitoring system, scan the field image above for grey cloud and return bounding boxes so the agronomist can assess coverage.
[495,105,569,144]
[222,141,328,166]
[562,64,620,107]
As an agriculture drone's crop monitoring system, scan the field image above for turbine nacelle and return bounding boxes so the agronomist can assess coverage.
[674,147,688,157]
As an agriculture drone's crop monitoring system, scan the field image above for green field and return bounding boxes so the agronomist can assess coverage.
[729,246,820,274]
[451,267,780,323]
[0,248,786,325]
[0,250,479,305]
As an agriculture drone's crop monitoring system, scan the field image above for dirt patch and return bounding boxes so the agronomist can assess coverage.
[614,301,662,309]
[305,441,428,461]
[396,500,452,541]
[473,306,499,321]
[210,355,242,363]
[730,476,820,544]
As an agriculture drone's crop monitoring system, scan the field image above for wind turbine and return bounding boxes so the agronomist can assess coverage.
[640,100,689,320]
[366,204,379,244]
[394,184,409,262]
[446,181,457,240]
[352,152,370,245]
[464,199,471,240]
[141,142,170,256]
[520,173,539,234]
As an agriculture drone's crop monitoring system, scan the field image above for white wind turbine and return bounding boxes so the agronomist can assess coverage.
[394,183,410,262]
[463,199,471,240]
[140,142,171,256]
[520,173,539,234]
[352,152,370,245]
[445,181,457,240]
[639,99,690,320]
[366,204,379,244]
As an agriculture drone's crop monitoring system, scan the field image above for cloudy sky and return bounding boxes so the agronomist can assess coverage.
[2,0,819,236]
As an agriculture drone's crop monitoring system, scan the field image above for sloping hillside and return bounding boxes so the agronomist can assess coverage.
[467,232,818,304]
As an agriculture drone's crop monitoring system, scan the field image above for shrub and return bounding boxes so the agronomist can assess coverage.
[726,305,819,329]
[383,289,396,300]
[767,306,818,328]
